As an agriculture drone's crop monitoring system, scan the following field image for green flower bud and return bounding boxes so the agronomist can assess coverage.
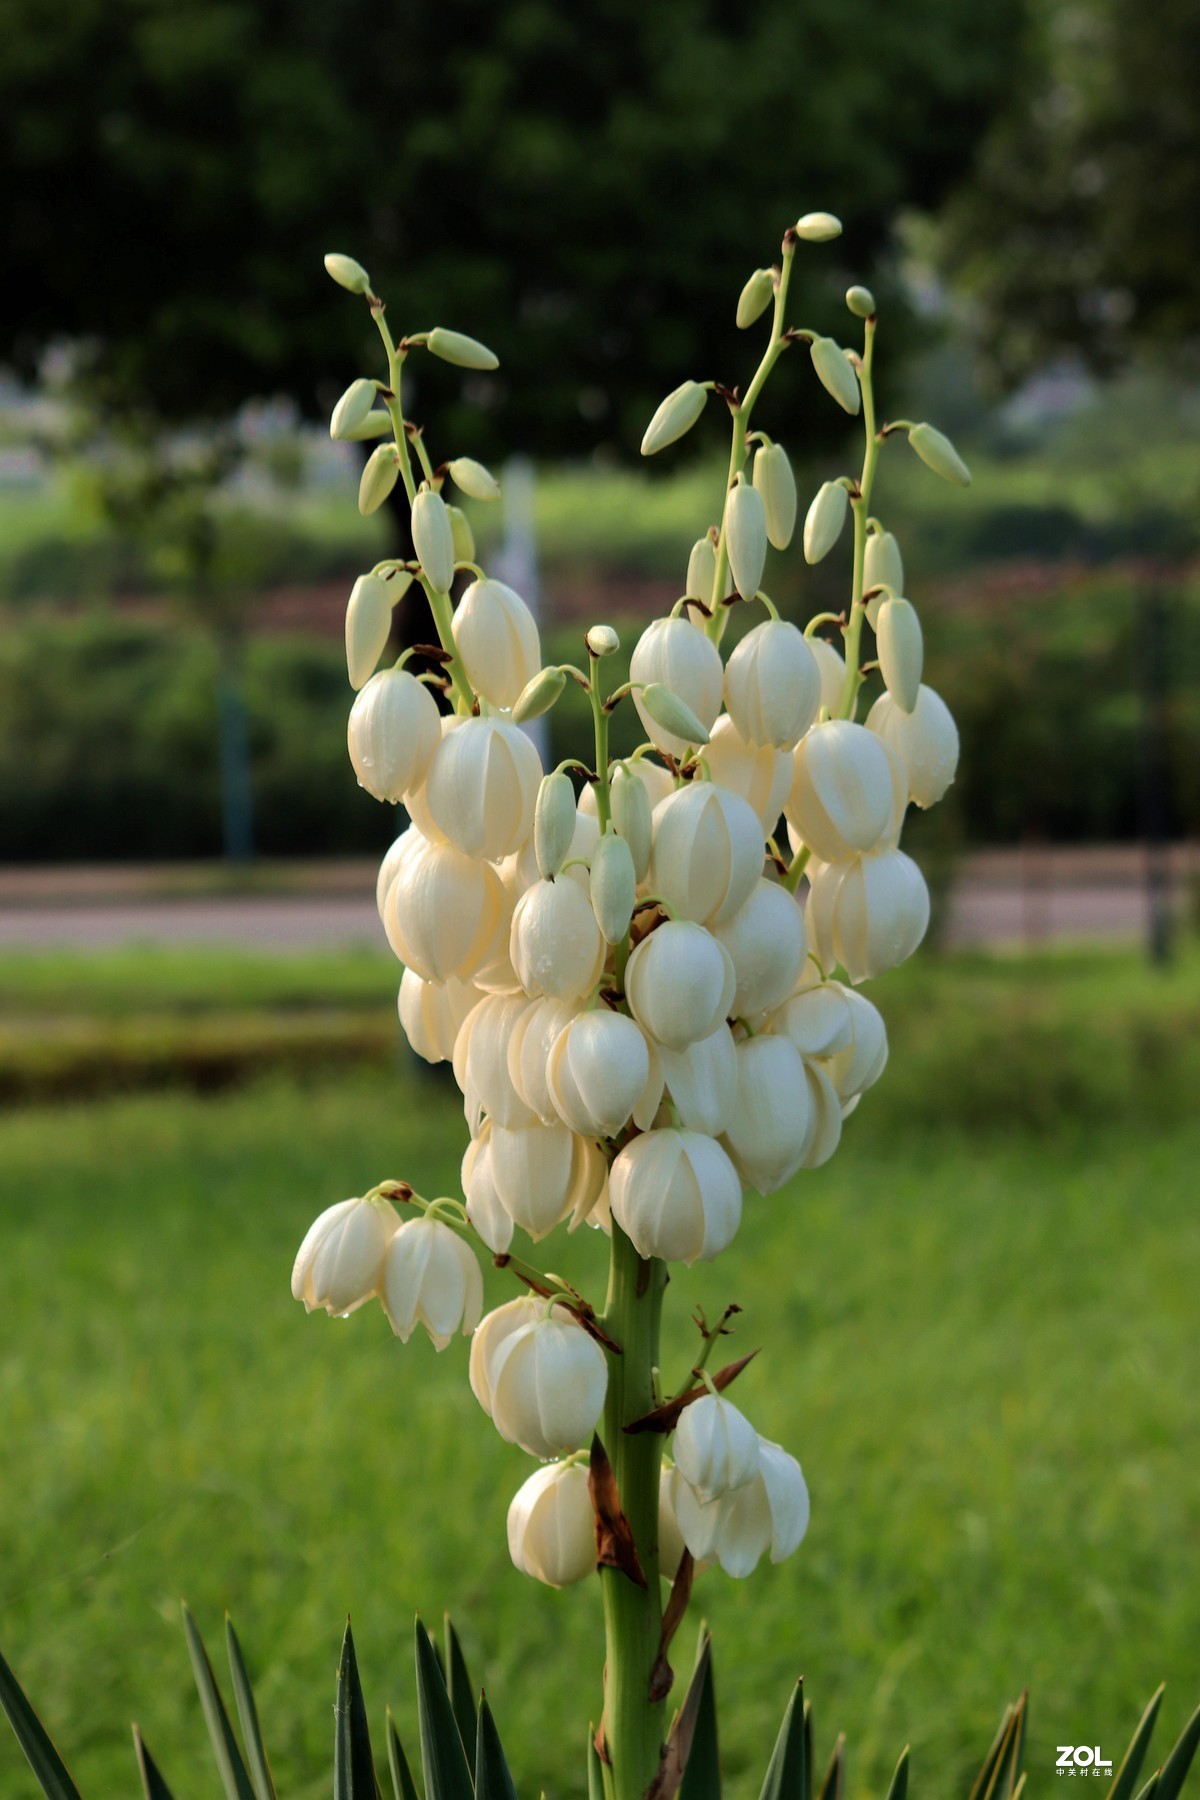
[447,456,500,501]
[427,328,499,371]
[752,442,797,551]
[846,285,876,318]
[640,380,708,457]
[875,596,924,714]
[908,423,971,488]
[411,486,456,593]
[446,504,475,565]
[795,212,842,242]
[724,477,768,598]
[864,530,905,628]
[639,683,710,747]
[535,771,578,880]
[736,268,775,329]
[611,763,653,880]
[686,536,718,606]
[342,409,393,442]
[330,378,377,441]
[324,253,371,294]
[803,481,849,564]
[586,624,620,658]
[358,444,399,516]
[809,337,861,415]
[512,665,567,723]
[590,828,637,945]
[344,573,393,690]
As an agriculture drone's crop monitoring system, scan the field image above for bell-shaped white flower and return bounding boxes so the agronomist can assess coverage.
[384,832,510,983]
[579,756,674,821]
[453,992,537,1130]
[625,921,736,1049]
[649,783,764,925]
[397,969,479,1064]
[347,668,442,803]
[546,1009,662,1139]
[468,1296,542,1409]
[786,720,896,862]
[510,876,605,1002]
[674,1394,760,1502]
[875,596,923,714]
[724,477,769,598]
[291,1195,396,1317]
[768,981,854,1061]
[808,636,847,718]
[344,574,394,691]
[461,1130,514,1253]
[807,848,930,983]
[630,618,724,757]
[672,1437,809,1577]
[722,1035,814,1194]
[475,1306,609,1459]
[451,578,541,711]
[411,486,456,593]
[659,1463,688,1581]
[823,984,888,1101]
[864,529,905,628]
[377,826,424,920]
[466,1119,602,1242]
[506,995,579,1124]
[703,717,792,834]
[724,620,821,750]
[609,1128,742,1265]
[425,718,542,861]
[507,1462,596,1587]
[659,1025,737,1136]
[711,878,807,1020]
[381,1215,482,1349]
[866,685,959,809]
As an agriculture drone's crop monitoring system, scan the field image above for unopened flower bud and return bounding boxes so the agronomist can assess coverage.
[610,764,653,880]
[411,486,456,593]
[590,829,637,944]
[547,1009,661,1140]
[451,577,541,710]
[803,481,849,564]
[446,504,475,565]
[330,378,377,441]
[809,636,847,717]
[341,409,392,442]
[508,1461,596,1587]
[427,327,499,371]
[724,618,820,750]
[291,1195,395,1316]
[863,530,905,627]
[381,1215,482,1349]
[639,683,710,747]
[513,665,567,724]
[845,284,876,318]
[473,1306,608,1459]
[875,596,923,714]
[809,337,861,415]
[736,268,775,329]
[347,667,441,802]
[908,422,971,487]
[630,617,723,755]
[866,685,959,808]
[358,444,399,516]
[625,920,736,1050]
[609,1128,742,1265]
[344,573,394,691]
[448,456,500,501]
[650,782,764,925]
[724,477,768,599]
[685,535,719,607]
[426,716,542,860]
[674,1394,759,1501]
[535,772,578,880]
[324,252,371,294]
[795,211,842,242]
[585,623,620,658]
[511,877,605,1001]
[786,719,896,861]
[752,443,797,551]
[641,380,708,457]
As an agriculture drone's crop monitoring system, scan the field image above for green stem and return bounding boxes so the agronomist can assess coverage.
[598,1225,667,1800]
[589,656,612,828]
[370,305,418,506]
[837,316,879,720]
[423,578,474,714]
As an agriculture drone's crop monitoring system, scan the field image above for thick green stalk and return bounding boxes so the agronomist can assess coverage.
[598,1224,667,1800]
[837,314,879,721]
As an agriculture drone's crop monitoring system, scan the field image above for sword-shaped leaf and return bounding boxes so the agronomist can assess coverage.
[678,1635,720,1800]
[0,1646,82,1800]
[334,1619,380,1800]
[388,1712,421,1800]
[759,1682,805,1800]
[414,1620,474,1800]
[1157,1695,1200,1800]
[225,1618,276,1800]
[587,1729,605,1800]
[475,1696,518,1800]
[1111,1688,1166,1800]
[133,1726,177,1800]
[445,1619,478,1764]
[815,1733,844,1800]
[182,1605,256,1800]
[883,1748,909,1800]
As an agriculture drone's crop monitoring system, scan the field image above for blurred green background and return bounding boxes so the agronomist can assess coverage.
[1,0,1199,1796]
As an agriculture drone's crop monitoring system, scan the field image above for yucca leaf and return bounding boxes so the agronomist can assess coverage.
[968,1704,1015,1800]
[883,1747,909,1800]
[1156,1695,1200,1800]
[759,1681,805,1800]
[334,1619,380,1800]
[182,1604,257,1800]
[1112,1688,1166,1800]
[1006,1693,1029,1797]
[444,1618,478,1763]
[678,1634,720,1800]
[225,1618,276,1800]
[133,1726,177,1800]
[0,1646,83,1800]
[388,1712,421,1800]
[1010,1773,1026,1800]
[802,1703,813,1800]
[815,1733,844,1800]
[587,1729,605,1800]
[414,1619,474,1800]
[476,1696,518,1800]
[1133,1773,1161,1800]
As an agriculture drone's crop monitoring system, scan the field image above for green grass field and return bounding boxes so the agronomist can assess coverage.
[1,944,1198,1799]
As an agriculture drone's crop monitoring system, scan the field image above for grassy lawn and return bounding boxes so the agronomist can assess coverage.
[1,946,1199,1798]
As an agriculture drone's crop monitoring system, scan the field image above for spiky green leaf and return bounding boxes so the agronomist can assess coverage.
[1156,1696,1200,1800]
[883,1748,909,1800]
[1112,1689,1166,1800]
[182,1605,256,1800]
[1133,1774,1161,1800]
[414,1620,474,1800]
[0,1646,83,1800]
[444,1619,478,1765]
[802,1703,813,1800]
[133,1727,177,1800]
[758,1682,805,1800]
[388,1713,421,1800]
[678,1635,720,1800]
[334,1620,380,1800]
[225,1619,276,1800]
[475,1697,518,1800]
[815,1734,844,1800]
[587,1730,605,1800]
[969,1704,1016,1800]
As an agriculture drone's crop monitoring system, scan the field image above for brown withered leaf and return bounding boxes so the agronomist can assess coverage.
[624,1349,760,1435]
[646,1635,713,1800]
[589,1436,647,1589]
[648,1551,694,1704]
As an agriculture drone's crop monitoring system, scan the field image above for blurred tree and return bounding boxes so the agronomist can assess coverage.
[938,0,1200,384]
[0,0,1025,456]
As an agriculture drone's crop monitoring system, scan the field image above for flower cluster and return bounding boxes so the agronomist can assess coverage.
[296,221,964,1640]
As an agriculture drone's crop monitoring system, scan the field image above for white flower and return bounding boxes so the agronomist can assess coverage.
[823,984,888,1101]
[711,878,807,1020]
[722,1035,814,1194]
[384,831,510,984]
[609,764,654,880]
[506,995,580,1124]
[703,717,792,834]
[803,480,849,564]
[397,969,479,1064]
[875,597,923,714]
[451,579,541,711]
[752,444,798,550]
[507,1462,596,1587]
[546,1009,662,1140]
[630,617,725,758]
[511,877,605,1001]
[411,486,456,593]
[658,1025,737,1135]
[786,720,897,862]
[864,529,905,627]
[468,1296,542,1409]
[473,1305,609,1459]
[658,1463,688,1580]
[425,718,542,861]
[624,921,736,1050]
[381,1216,482,1349]
[453,992,537,1130]
[808,636,847,718]
[465,1119,604,1242]
[347,668,442,803]
[640,379,708,456]
[609,1128,742,1265]
[579,756,674,821]
[590,830,637,945]
[649,783,764,925]
[461,1130,514,1253]
[344,574,394,691]
[800,1061,843,1168]
[674,1394,760,1501]
[508,805,597,895]
[769,979,854,1061]
[724,620,821,750]
[866,685,959,809]
[806,848,930,983]
[291,1196,396,1317]
[671,1437,809,1577]
[724,477,768,599]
